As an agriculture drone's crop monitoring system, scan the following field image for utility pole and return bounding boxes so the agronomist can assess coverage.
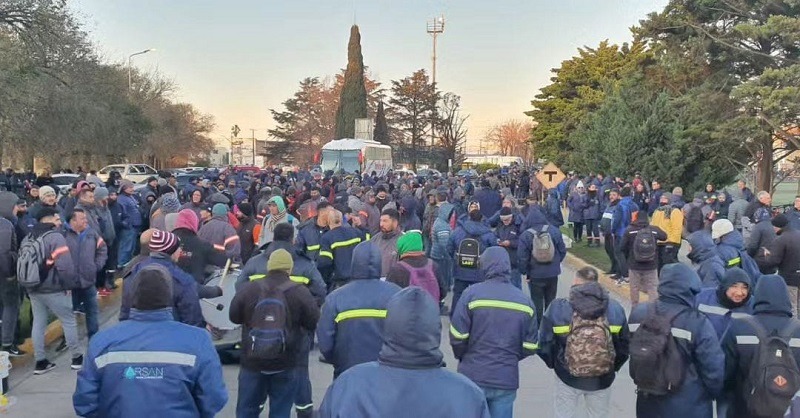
[427,15,445,149]
[250,129,256,166]
[231,125,240,166]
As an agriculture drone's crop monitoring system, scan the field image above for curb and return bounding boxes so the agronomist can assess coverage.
[11,279,123,369]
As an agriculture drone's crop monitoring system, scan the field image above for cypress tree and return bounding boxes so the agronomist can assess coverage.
[373,101,389,144]
[334,25,368,139]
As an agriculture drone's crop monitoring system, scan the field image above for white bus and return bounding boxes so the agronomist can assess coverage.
[319,138,392,176]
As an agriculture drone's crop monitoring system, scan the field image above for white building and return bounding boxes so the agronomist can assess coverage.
[209,147,229,167]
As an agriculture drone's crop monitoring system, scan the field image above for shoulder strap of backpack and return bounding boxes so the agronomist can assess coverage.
[540,225,548,234]
[779,319,800,341]
[740,315,770,342]
[656,301,690,324]
[259,278,297,297]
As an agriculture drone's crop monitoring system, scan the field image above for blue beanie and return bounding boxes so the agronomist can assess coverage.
[212,203,228,217]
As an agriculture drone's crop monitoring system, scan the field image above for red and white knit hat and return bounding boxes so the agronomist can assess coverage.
[149,230,180,254]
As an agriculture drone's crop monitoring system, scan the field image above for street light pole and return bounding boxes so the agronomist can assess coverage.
[128,48,156,91]
[427,16,445,86]
[427,16,445,149]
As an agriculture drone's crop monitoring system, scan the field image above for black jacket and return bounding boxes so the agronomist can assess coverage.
[173,227,227,284]
[761,226,800,286]
[621,218,667,271]
[237,216,257,263]
[229,271,320,372]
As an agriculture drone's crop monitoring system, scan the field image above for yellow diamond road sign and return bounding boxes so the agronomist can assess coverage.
[536,162,566,190]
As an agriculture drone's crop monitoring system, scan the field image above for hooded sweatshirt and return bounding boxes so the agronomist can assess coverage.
[448,218,497,282]
[539,281,629,391]
[319,287,491,418]
[715,230,762,283]
[450,247,538,390]
[258,195,298,247]
[628,264,724,418]
[430,203,454,261]
[722,275,800,418]
[518,209,567,280]
[316,241,402,377]
[399,196,422,233]
[696,267,753,339]
[687,231,726,288]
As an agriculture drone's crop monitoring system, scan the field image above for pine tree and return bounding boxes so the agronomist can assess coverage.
[334,25,368,139]
[373,101,389,145]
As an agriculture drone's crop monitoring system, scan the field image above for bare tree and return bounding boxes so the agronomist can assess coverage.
[486,120,535,161]
[437,93,468,170]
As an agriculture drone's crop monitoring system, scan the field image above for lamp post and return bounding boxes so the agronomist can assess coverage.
[128,48,156,91]
[427,16,445,148]
[426,16,445,86]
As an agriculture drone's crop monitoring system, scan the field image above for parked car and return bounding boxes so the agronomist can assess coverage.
[97,164,158,183]
[456,169,479,178]
[175,166,207,175]
[394,169,416,178]
[416,168,441,181]
[52,173,80,196]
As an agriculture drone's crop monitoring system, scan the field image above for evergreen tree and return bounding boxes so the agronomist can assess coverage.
[334,25,368,139]
[373,101,389,145]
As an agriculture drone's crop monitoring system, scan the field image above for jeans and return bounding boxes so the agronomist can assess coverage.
[585,219,600,241]
[479,386,517,418]
[628,269,658,309]
[451,279,476,316]
[433,257,452,302]
[237,368,298,418]
[117,227,138,267]
[613,238,628,278]
[509,269,522,290]
[554,377,611,418]
[29,292,81,361]
[603,234,620,275]
[528,277,558,323]
[657,244,679,273]
[0,278,20,346]
[72,286,99,338]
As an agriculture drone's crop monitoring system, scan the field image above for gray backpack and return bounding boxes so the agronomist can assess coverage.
[17,231,54,289]
[530,226,555,263]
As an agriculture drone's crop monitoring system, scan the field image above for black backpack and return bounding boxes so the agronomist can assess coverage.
[632,227,657,263]
[740,316,800,417]
[456,237,480,269]
[247,280,297,361]
[685,205,704,233]
[629,303,687,395]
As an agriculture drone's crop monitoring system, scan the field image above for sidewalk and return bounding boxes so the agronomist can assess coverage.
[4,286,122,418]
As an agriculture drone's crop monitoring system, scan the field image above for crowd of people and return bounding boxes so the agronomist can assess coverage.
[3,164,800,417]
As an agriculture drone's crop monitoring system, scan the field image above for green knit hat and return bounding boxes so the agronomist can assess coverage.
[397,231,424,257]
[267,248,294,273]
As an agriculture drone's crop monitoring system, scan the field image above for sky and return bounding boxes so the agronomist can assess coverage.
[70,0,669,152]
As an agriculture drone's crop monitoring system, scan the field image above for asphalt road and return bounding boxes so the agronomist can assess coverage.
[5,260,638,418]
